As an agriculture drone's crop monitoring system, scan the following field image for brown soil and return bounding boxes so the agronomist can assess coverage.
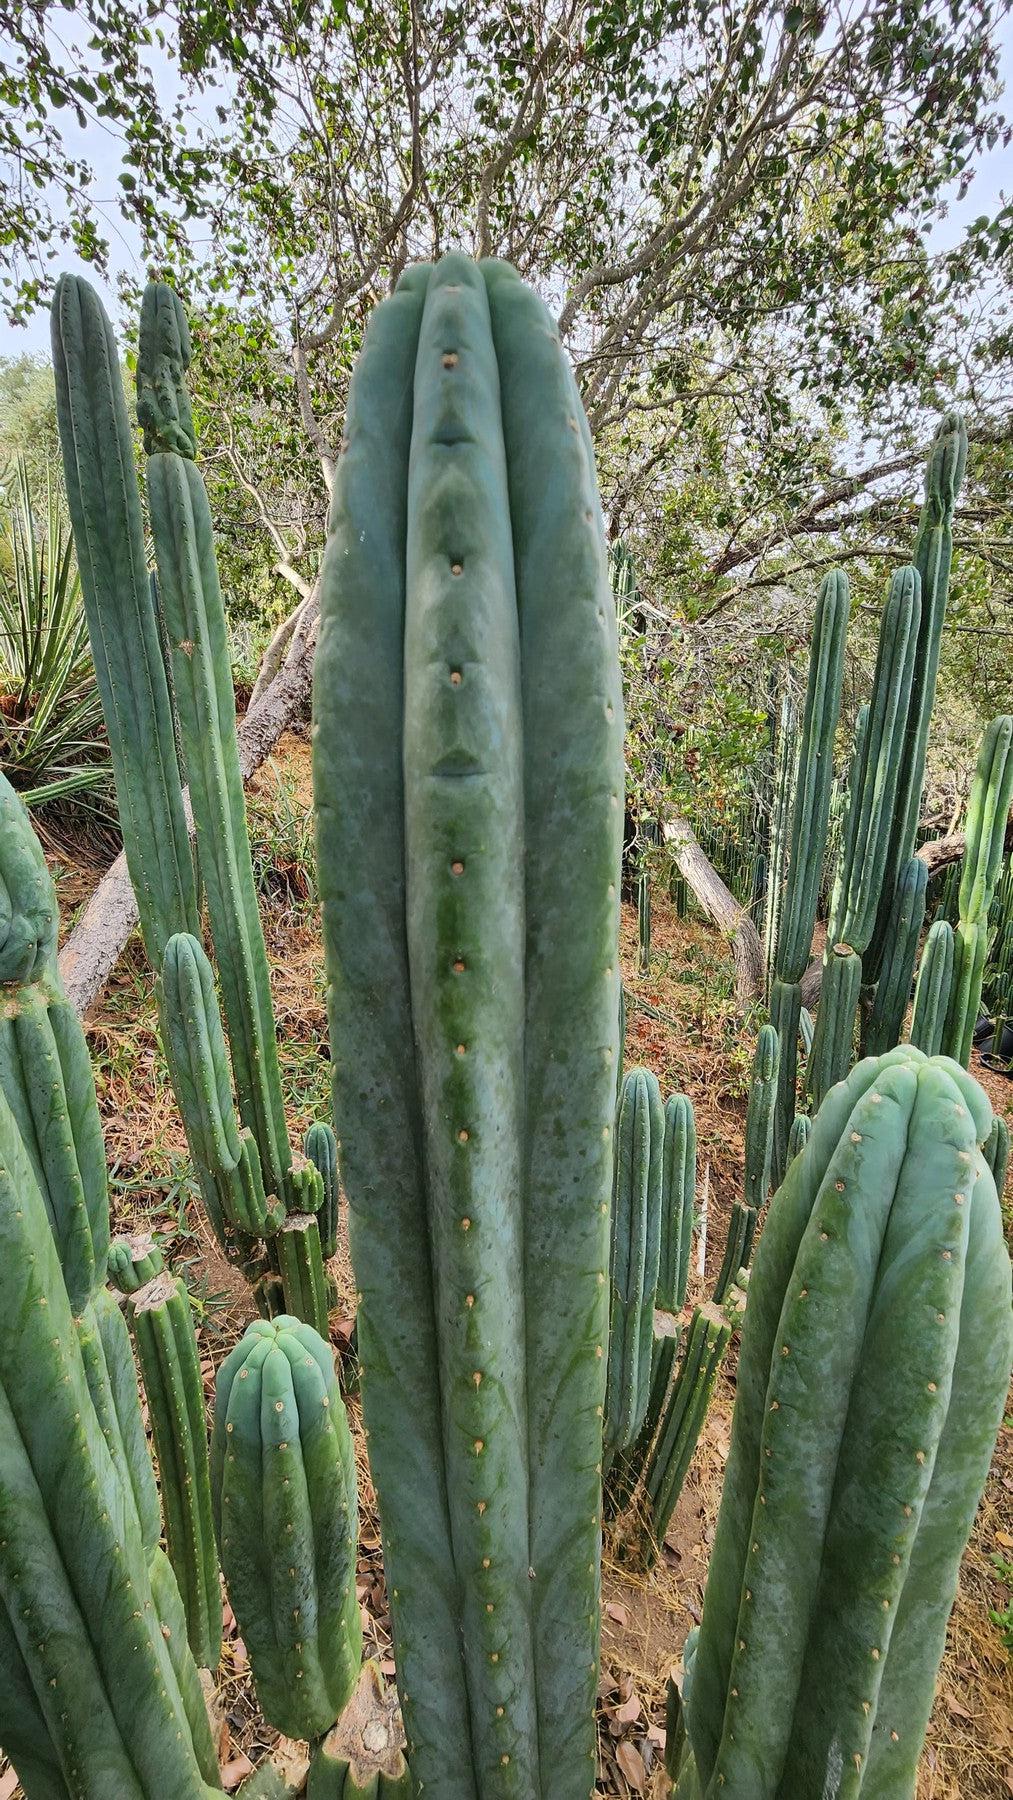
[7,736,1011,1798]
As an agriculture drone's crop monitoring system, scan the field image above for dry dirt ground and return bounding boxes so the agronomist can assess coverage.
[6,734,1010,1799]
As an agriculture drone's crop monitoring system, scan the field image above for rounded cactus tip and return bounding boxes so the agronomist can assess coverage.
[0,772,59,984]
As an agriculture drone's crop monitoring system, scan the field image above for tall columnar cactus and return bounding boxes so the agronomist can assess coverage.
[714,1027,778,1304]
[909,919,954,1055]
[862,854,928,1057]
[313,254,623,1797]
[762,696,798,992]
[942,715,1013,1065]
[637,862,651,974]
[673,1046,1012,1798]
[138,284,294,1208]
[52,275,331,1323]
[0,1084,222,1798]
[51,275,199,966]
[866,414,968,981]
[211,1318,361,1742]
[109,1234,222,1670]
[606,1069,665,1459]
[768,572,849,1179]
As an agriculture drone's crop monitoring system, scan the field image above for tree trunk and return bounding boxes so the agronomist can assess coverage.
[58,600,320,1016]
[662,817,764,1009]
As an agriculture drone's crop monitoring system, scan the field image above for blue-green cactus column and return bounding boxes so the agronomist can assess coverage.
[314,253,622,1799]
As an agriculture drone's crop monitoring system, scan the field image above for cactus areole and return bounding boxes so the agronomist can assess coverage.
[313,255,624,1797]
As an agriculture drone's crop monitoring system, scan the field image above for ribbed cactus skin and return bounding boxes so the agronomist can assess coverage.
[862,855,928,1057]
[769,978,803,1186]
[984,1114,1009,1196]
[659,1093,696,1314]
[0,777,108,1314]
[309,1761,410,1800]
[786,1112,811,1164]
[643,1306,731,1568]
[306,1121,340,1260]
[108,1237,222,1669]
[276,1212,331,1336]
[0,767,59,982]
[638,866,651,973]
[805,944,863,1110]
[774,572,850,986]
[149,1547,221,1787]
[867,415,968,979]
[50,275,198,966]
[211,1318,361,1741]
[762,696,797,992]
[909,919,954,1055]
[684,1046,1011,1798]
[77,1286,162,1557]
[712,1202,749,1306]
[606,1070,665,1456]
[0,1089,221,1799]
[314,255,622,1797]
[160,932,283,1245]
[0,1604,72,1799]
[943,716,1013,1065]
[741,1025,779,1261]
[139,287,292,1209]
[831,568,921,954]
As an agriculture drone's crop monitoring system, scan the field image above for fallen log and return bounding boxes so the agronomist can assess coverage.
[662,817,764,1009]
[58,599,319,1016]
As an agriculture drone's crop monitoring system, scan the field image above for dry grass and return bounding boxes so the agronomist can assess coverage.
[7,738,1010,1798]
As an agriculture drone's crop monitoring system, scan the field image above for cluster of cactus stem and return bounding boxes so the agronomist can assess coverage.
[762,415,1013,1167]
[52,275,335,1326]
[1,258,1006,1799]
[666,1046,1012,1798]
[603,1048,776,1568]
[0,770,363,1799]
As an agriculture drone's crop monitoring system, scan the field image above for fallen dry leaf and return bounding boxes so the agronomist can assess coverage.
[615,1739,646,1790]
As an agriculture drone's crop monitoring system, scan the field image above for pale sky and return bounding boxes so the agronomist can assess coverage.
[4,14,1011,357]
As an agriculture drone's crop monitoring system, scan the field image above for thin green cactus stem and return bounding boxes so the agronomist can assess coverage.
[76,1286,162,1559]
[659,1092,696,1316]
[742,1024,779,1226]
[51,275,198,966]
[867,414,968,980]
[830,567,921,955]
[606,1069,665,1457]
[984,1115,1010,1197]
[713,1202,750,1306]
[773,571,850,986]
[140,285,291,1206]
[862,854,928,1057]
[306,1121,340,1260]
[805,944,862,1110]
[275,1213,331,1338]
[159,932,284,1246]
[769,978,803,1188]
[943,716,1013,1066]
[643,1306,732,1570]
[909,919,954,1055]
[786,1113,811,1165]
[110,1238,222,1670]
